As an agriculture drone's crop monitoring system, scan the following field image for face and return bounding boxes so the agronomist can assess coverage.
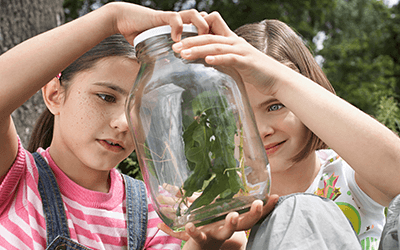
[245,83,310,173]
[50,56,139,173]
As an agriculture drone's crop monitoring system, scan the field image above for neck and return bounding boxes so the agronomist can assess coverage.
[48,147,111,193]
[270,151,320,196]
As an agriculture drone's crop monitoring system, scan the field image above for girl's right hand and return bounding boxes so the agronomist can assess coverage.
[104,2,210,44]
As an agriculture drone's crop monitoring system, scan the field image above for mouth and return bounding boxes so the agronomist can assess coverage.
[98,139,125,152]
[264,141,285,155]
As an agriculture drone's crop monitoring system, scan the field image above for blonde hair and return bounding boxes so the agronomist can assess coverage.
[234,20,335,162]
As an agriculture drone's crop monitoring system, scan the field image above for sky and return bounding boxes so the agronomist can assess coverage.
[385,0,399,7]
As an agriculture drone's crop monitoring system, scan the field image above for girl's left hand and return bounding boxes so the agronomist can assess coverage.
[158,194,279,250]
[171,11,282,96]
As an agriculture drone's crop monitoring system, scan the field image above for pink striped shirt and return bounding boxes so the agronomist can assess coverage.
[0,139,181,249]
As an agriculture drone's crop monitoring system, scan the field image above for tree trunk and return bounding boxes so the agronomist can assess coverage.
[0,0,64,147]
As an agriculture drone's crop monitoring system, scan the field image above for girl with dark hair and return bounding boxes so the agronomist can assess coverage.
[0,3,276,249]
[170,14,400,249]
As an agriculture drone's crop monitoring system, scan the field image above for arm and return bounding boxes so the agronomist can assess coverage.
[270,66,400,206]
[0,3,209,178]
[172,13,400,206]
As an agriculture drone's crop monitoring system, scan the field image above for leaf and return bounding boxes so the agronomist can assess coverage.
[186,173,230,213]
[180,90,244,214]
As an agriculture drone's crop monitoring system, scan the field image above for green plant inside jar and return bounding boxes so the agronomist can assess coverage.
[178,90,248,216]
[141,89,249,225]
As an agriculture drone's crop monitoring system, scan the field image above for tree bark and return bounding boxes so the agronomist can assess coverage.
[0,0,64,147]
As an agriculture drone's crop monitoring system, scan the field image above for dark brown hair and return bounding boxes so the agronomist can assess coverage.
[27,34,136,152]
[234,20,335,162]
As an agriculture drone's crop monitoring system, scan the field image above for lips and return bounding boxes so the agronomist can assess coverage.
[264,141,285,155]
[98,139,124,152]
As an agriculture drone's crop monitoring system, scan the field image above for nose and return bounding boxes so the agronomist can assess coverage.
[255,113,274,139]
[110,109,130,133]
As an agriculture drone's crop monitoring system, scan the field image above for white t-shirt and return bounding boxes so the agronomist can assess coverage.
[305,149,385,250]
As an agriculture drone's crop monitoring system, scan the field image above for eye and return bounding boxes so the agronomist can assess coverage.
[268,104,284,112]
[97,93,116,103]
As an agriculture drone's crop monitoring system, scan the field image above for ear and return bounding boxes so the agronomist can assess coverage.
[42,78,63,115]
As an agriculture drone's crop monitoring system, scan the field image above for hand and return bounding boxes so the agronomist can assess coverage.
[104,2,210,44]
[156,183,200,221]
[159,194,279,250]
[171,11,284,96]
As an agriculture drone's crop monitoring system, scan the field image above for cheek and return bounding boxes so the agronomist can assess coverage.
[65,92,104,132]
[282,113,308,141]
[280,112,305,132]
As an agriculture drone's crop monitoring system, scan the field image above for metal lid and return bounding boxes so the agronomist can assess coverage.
[133,24,198,48]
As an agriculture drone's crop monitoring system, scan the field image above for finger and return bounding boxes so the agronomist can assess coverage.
[234,200,263,231]
[162,183,181,196]
[234,195,279,231]
[216,212,239,240]
[173,39,238,60]
[199,11,209,18]
[155,11,183,41]
[158,223,190,241]
[175,9,209,39]
[156,9,208,42]
[203,11,235,37]
[173,34,235,52]
[262,194,279,217]
[179,9,209,34]
[204,53,244,68]
[185,223,207,243]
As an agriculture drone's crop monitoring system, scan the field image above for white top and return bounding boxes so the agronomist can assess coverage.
[134,24,198,48]
[306,149,385,250]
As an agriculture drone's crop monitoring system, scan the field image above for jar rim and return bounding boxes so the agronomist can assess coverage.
[133,24,198,48]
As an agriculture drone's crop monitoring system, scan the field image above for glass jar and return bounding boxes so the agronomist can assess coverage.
[126,24,271,230]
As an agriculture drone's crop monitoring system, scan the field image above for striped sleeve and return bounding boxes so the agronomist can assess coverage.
[0,138,47,249]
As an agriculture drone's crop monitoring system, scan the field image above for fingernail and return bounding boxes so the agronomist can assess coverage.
[206,56,215,63]
[231,216,238,225]
[173,42,183,51]
[181,49,191,58]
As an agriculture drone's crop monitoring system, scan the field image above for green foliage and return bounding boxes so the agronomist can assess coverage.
[375,96,400,135]
[205,0,336,44]
[63,0,335,50]
[180,91,243,214]
[116,151,143,181]
[319,0,400,135]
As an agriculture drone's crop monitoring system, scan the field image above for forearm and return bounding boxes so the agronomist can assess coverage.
[0,4,116,116]
[273,63,400,200]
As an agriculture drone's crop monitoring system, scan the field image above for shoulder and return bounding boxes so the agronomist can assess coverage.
[0,138,40,194]
[315,149,385,211]
[121,174,147,196]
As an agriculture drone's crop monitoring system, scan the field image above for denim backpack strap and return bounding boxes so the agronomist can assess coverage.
[32,152,71,245]
[123,174,148,250]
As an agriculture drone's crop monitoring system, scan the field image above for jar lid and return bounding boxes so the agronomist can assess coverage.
[133,24,198,48]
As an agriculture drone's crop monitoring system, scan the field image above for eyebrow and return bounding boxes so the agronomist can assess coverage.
[257,97,279,109]
[93,82,128,95]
